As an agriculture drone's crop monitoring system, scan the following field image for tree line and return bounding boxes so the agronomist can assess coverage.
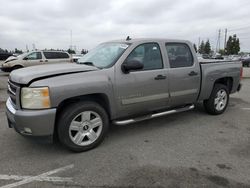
[0,48,23,54]
[196,34,240,55]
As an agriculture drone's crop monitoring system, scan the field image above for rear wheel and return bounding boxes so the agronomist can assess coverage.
[203,84,229,115]
[57,101,109,152]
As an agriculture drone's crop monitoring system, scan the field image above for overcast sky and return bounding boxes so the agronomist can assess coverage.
[0,0,250,52]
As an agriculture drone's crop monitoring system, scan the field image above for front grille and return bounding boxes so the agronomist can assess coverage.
[7,80,19,107]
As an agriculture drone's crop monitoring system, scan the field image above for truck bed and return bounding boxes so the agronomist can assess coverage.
[198,60,242,101]
[199,59,240,64]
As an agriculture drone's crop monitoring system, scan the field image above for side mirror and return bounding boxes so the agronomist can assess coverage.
[122,60,144,73]
[23,57,28,60]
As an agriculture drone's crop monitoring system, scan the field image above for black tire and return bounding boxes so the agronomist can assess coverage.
[203,84,229,115]
[11,65,23,71]
[57,101,109,152]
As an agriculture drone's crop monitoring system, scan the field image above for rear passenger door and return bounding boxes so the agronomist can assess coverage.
[165,43,200,106]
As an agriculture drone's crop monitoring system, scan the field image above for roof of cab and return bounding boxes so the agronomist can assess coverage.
[106,38,191,44]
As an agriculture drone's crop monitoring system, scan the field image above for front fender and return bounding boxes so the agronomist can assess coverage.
[30,70,117,118]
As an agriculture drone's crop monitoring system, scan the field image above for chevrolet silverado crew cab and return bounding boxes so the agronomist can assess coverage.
[6,38,242,152]
[1,51,72,72]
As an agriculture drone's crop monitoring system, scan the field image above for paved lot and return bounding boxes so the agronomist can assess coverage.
[0,74,250,187]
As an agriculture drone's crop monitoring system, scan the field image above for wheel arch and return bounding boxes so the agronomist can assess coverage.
[56,93,111,119]
[12,64,24,70]
[213,77,233,93]
[54,93,112,138]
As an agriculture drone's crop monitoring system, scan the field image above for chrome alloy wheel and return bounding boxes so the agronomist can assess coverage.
[69,111,103,146]
[214,89,228,111]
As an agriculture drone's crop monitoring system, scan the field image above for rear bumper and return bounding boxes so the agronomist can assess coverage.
[5,98,56,142]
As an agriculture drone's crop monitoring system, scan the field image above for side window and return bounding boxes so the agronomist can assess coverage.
[43,52,53,59]
[60,52,69,58]
[25,52,42,60]
[44,52,69,59]
[126,43,163,70]
[165,43,193,68]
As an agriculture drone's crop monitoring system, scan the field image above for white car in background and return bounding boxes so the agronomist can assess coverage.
[228,55,241,61]
[72,54,84,63]
[1,51,72,72]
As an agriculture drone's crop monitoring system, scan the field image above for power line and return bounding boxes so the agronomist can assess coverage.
[238,36,250,39]
[224,28,227,50]
[228,26,250,32]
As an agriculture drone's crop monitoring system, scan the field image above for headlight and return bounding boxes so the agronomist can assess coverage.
[21,87,51,109]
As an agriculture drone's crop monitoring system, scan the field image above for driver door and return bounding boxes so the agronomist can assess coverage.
[114,43,169,118]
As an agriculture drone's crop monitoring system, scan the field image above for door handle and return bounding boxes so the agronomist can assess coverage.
[39,60,43,62]
[188,71,198,76]
[44,60,48,62]
[154,75,166,80]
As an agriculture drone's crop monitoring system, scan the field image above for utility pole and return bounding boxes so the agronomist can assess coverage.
[224,28,227,51]
[218,29,221,52]
[32,44,36,51]
[70,30,72,50]
[26,44,29,52]
[216,29,221,53]
[198,37,200,52]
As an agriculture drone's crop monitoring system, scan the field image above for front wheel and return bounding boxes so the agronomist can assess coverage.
[57,101,109,152]
[203,84,229,115]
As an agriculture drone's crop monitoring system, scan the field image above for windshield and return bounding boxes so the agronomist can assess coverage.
[78,43,130,68]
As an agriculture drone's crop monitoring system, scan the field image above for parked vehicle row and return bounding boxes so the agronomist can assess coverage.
[242,58,250,67]
[0,51,13,61]
[6,38,242,152]
[1,51,72,72]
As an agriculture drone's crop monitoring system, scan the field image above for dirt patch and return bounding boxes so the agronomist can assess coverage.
[0,101,5,111]
[114,165,249,188]
[230,97,250,106]
[216,164,232,170]
[229,142,250,158]
[207,175,229,187]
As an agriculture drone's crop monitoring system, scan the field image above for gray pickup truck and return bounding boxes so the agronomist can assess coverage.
[6,38,242,152]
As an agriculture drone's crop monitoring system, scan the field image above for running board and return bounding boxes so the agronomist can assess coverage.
[113,104,195,125]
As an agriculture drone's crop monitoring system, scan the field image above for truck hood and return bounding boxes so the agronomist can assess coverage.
[10,64,98,84]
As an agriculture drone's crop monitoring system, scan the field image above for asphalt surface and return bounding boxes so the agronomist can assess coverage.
[0,72,250,187]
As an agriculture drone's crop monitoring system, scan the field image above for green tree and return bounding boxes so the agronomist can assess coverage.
[219,49,225,55]
[198,40,205,54]
[204,40,211,54]
[67,48,76,54]
[14,48,23,54]
[81,49,88,54]
[225,34,240,55]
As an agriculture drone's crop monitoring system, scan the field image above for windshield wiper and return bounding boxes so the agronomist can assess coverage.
[79,62,100,69]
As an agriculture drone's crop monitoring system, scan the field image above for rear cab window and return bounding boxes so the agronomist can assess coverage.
[165,43,194,68]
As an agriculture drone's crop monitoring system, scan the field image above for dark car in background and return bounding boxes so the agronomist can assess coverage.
[0,52,13,61]
[242,58,250,67]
